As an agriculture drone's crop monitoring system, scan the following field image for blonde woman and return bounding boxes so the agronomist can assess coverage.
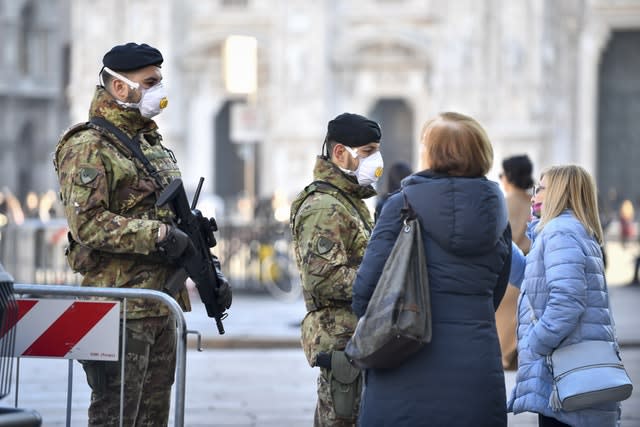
[508,165,619,427]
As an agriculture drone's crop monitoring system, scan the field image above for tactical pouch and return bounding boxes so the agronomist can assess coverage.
[80,329,149,393]
[65,232,99,274]
[80,360,118,393]
[329,351,362,420]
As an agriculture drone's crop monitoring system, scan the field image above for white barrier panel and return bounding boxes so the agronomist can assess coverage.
[4,299,120,360]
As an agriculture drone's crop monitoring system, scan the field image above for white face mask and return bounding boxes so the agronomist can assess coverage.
[345,147,384,187]
[134,83,168,118]
[103,67,168,118]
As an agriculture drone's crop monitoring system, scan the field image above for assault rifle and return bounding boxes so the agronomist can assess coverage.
[157,177,229,334]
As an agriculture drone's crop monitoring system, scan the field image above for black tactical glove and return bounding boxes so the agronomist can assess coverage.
[212,255,232,311]
[157,225,191,262]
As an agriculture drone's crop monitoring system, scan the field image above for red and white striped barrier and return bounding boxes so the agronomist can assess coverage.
[2,298,120,361]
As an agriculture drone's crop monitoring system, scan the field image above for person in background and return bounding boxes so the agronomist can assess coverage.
[496,154,534,370]
[290,113,383,426]
[352,112,511,427]
[619,199,635,249]
[508,165,619,427]
[374,161,412,222]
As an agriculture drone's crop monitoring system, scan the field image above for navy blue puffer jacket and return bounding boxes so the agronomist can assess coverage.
[352,171,511,427]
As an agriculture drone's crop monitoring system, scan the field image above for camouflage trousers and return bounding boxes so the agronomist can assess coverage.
[80,315,176,427]
[314,367,361,427]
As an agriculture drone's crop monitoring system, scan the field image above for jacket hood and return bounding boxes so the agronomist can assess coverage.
[401,171,508,256]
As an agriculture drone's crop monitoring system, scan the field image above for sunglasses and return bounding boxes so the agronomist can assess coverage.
[533,184,546,196]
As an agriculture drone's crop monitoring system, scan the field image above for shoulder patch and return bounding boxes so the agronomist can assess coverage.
[316,236,335,255]
[79,167,99,184]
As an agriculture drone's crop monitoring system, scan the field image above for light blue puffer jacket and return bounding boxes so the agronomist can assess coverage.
[507,211,619,426]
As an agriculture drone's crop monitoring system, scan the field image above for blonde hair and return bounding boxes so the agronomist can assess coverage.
[537,165,604,244]
[420,112,493,177]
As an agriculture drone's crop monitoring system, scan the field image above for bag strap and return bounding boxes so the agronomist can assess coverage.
[525,257,620,349]
[400,191,417,223]
[603,275,622,349]
[89,116,165,189]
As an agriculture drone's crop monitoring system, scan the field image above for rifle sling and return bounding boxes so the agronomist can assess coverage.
[89,116,165,189]
[89,117,184,296]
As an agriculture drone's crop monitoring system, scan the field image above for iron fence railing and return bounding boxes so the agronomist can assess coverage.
[0,219,302,300]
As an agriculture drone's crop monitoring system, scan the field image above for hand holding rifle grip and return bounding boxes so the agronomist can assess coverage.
[157,178,227,334]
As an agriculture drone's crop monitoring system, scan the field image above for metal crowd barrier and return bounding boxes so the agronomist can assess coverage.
[0,266,42,427]
[12,283,190,427]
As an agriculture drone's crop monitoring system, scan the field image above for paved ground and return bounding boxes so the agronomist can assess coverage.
[2,282,639,426]
[1,239,639,426]
[185,282,640,351]
[2,332,639,426]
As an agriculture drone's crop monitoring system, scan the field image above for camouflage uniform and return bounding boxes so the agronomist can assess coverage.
[290,156,375,427]
[54,86,190,427]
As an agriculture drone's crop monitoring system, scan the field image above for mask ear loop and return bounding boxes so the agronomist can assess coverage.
[98,66,105,87]
[321,136,328,159]
[102,66,140,90]
[344,146,360,159]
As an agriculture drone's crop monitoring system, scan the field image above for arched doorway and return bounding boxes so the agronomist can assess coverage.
[368,98,415,194]
[213,100,261,208]
[597,31,640,212]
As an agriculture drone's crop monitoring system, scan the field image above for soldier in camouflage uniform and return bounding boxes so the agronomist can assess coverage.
[54,43,198,427]
[290,113,384,427]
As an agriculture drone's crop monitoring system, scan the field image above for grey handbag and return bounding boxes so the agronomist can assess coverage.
[526,289,633,411]
[548,340,632,411]
[345,193,431,369]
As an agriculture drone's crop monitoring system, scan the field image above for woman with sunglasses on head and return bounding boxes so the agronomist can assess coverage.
[508,165,620,427]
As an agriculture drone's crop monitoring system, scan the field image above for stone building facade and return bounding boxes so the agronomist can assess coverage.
[0,0,70,203]
[64,0,640,218]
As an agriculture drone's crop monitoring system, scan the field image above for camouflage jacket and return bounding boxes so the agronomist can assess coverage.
[54,86,190,318]
[290,156,376,366]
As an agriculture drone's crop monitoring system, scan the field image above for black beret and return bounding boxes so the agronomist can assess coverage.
[327,113,382,147]
[102,42,163,72]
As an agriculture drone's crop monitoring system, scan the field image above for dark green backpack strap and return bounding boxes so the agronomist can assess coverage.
[290,181,323,232]
[309,180,372,234]
[89,117,165,189]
